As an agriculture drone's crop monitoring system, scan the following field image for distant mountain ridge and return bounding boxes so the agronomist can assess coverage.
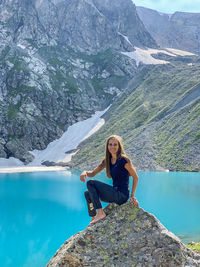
[136,6,200,54]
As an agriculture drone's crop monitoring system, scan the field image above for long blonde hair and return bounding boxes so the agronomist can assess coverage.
[104,135,130,178]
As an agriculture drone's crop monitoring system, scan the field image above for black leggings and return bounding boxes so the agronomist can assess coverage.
[84,179,128,217]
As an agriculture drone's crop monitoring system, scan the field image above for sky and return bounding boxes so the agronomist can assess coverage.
[132,0,200,14]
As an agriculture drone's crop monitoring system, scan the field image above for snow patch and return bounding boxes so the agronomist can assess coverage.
[167,13,173,20]
[84,0,105,17]
[0,157,24,168]
[146,48,176,57]
[165,48,196,56]
[0,108,109,170]
[28,108,109,166]
[17,43,26,50]
[121,47,170,66]
[118,32,133,46]
[121,47,196,67]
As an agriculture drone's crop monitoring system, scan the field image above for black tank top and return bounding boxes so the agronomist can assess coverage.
[110,157,130,197]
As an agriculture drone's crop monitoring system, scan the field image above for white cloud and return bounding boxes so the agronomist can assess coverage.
[132,0,200,14]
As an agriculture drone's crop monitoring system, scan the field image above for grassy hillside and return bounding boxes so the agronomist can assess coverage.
[70,60,200,172]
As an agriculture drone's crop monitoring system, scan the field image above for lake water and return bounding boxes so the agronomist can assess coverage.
[0,170,200,267]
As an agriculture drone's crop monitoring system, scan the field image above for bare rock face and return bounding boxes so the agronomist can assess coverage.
[47,202,200,267]
[0,0,157,163]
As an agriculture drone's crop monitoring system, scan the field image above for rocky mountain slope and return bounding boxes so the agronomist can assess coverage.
[47,202,200,266]
[136,6,200,55]
[71,55,200,172]
[0,0,156,163]
[1,0,200,171]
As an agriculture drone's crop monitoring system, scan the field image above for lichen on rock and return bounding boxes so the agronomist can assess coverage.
[47,202,200,266]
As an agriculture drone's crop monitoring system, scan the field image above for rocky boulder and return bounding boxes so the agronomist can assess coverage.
[47,202,200,267]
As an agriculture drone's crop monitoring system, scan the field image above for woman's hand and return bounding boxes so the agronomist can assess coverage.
[130,196,139,207]
[80,171,87,183]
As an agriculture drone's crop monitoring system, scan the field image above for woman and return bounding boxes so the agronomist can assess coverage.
[80,135,139,224]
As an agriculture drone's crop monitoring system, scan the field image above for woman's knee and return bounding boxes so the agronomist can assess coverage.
[84,190,90,200]
[115,192,128,205]
[118,196,128,205]
[86,179,95,189]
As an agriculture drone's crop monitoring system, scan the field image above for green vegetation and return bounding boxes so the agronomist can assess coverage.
[36,45,130,97]
[74,48,115,66]
[187,242,200,253]
[71,61,200,171]
[7,103,21,119]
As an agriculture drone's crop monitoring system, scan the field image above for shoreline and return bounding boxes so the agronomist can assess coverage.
[0,166,199,174]
[0,166,67,174]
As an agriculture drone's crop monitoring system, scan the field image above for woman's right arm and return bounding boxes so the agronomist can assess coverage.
[80,160,105,183]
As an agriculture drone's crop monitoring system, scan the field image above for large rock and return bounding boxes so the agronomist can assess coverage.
[47,202,200,266]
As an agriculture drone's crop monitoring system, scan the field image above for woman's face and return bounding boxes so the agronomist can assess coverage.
[108,138,119,155]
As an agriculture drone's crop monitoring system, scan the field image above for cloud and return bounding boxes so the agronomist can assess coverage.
[132,0,200,14]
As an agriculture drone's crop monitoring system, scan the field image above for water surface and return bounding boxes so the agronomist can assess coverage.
[0,170,200,266]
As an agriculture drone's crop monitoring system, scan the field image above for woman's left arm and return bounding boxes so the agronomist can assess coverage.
[125,162,139,207]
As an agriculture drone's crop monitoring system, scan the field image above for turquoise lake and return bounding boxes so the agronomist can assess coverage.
[0,170,200,267]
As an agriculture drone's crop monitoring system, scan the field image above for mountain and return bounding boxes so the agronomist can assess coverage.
[1,0,199,171]
[136,6,200,55]
[0,0,157,163]
[0,0,156,53]
[70,55,200,172]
